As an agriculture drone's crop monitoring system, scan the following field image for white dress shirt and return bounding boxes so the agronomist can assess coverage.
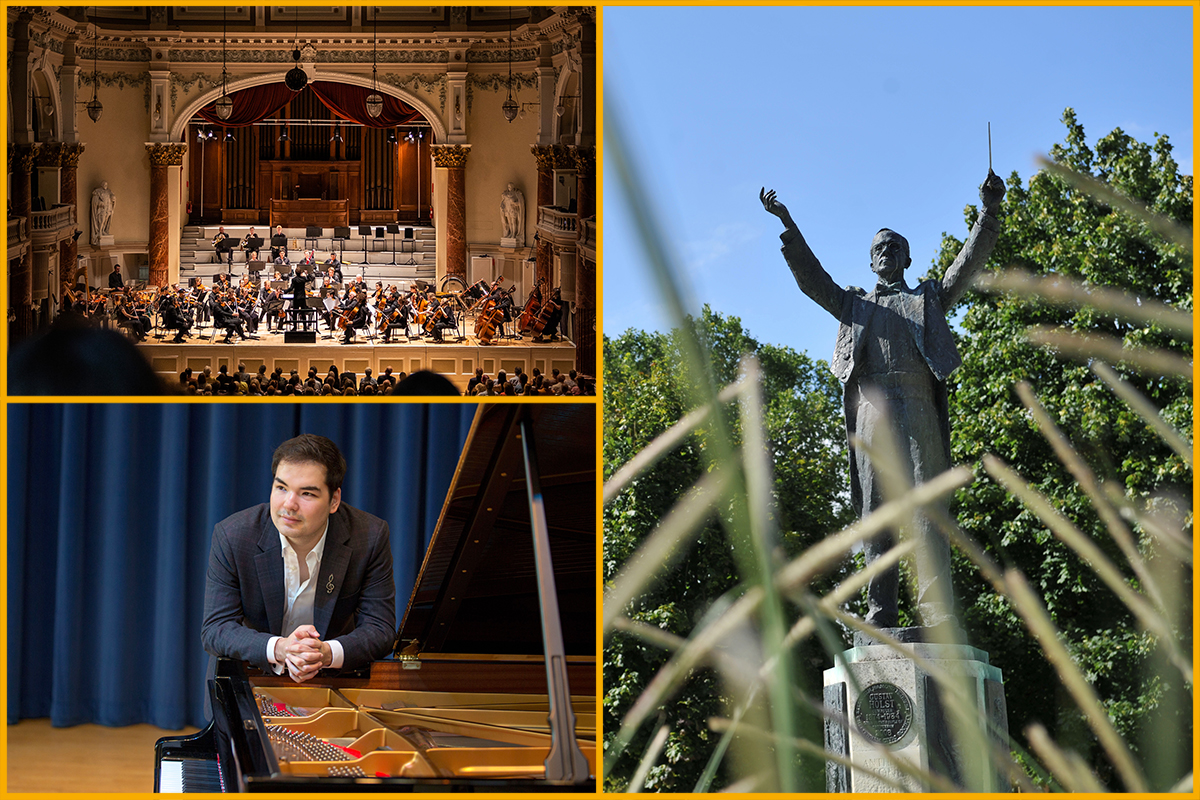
[266,522,346,674]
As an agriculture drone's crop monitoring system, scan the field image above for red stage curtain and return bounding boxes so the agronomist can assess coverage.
[195,83,296,128]
[310,80,421,128]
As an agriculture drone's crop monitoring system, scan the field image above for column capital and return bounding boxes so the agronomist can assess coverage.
[146,142,187,167]
[530,144,556,172]
[36,142,66,168]
[430,143,472,169]
[572,146,595,176]
[551,143,575,170]
[13,143,41,173]
[60,143,86,169]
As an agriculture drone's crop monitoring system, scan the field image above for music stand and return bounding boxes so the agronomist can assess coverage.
[358,224,372,257]
[386,223,401,265]
[402,226,416,265]
[334,226,350,264]
[304,225,323,252]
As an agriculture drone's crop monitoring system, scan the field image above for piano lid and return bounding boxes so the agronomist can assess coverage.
[397,404,596,657]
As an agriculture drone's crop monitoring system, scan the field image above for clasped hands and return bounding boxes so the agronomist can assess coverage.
[274,624,332,683]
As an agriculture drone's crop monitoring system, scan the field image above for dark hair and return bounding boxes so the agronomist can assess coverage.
[271,434,347,494]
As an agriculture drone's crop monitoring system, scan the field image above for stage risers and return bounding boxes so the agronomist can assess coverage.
[138,333,576,393]
[179,224,436,287]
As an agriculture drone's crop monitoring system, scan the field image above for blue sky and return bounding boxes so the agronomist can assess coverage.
[602,5,1194,362]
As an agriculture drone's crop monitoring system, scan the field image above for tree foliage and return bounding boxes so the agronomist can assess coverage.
[925,108,1192,789]
[602,306,854,791]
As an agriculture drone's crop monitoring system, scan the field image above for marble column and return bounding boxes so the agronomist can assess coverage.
[431,144,471,280]
[573,146,596,221]
[10,143,40,341]
[531,144,556,289]
[146,143,187,287]
[59,143,85,284]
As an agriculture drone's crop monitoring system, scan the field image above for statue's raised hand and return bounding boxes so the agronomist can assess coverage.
[760,187,796,230]
[980,168,1005,214]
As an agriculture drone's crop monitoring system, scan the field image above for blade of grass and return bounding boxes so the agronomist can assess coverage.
[1026,723,1107,792]
[603,381,742,504]
[603,468,731,633]
[1038,156,1193,255]
[984,454,1191,684]
[973,268,1193,338]
[1003,568,1149,792]
[1091,360,1192,466]
[1014,381,1166,611]
[1026,325,1193,381]
[626,722,669,793]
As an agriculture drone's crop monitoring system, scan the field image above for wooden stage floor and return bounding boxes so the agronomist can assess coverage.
[136,326,577,392]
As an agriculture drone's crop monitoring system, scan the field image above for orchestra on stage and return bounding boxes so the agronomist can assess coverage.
[61,249,565,347]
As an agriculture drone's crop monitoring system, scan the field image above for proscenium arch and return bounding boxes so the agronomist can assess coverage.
[170,71,446,143]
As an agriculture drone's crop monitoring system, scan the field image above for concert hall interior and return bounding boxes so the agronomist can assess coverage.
[7,6,597,394]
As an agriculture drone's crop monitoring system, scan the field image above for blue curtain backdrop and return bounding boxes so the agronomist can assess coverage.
[8,403,474,730]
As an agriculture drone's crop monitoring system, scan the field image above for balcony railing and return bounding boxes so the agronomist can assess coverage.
[538,206,578,234]
[30,204,75,233]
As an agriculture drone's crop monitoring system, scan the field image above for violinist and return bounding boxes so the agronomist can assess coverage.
[160,288,192,343]
[377,288,407,343]
[213,289,247,343]
[263,283,286,332]
[115,295,149,341]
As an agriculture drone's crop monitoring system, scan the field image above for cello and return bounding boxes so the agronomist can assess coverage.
[517,279,545,333]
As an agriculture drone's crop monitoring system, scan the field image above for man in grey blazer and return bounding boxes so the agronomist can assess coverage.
[201,434,395,682]
[761,170,1005,629]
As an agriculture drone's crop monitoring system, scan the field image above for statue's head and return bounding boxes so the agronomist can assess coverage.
[507,182,515,190]
[870,229,911,280]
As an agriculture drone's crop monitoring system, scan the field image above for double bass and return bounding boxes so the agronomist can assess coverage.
[527,289,561,339]
[518,279,546,333]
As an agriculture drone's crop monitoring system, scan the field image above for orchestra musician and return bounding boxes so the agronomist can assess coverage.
[264,283,286,332]
[340,292,368,344]
[108,263,124,290]
[430,297,456,343]
[322,252,344,284]
[270,225,288,261]
[299,250,318,270]
[114,294,149,341]
[212,226,233,266]
[241,226,261,262]
[531,286,564,342]
[213,289,247,343]
[159,288,192,343]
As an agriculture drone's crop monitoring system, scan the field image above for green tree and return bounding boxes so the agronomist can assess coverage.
[926,108,1192,789]
[603,306,854,791]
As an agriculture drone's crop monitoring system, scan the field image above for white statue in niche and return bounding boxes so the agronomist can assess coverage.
[500,182,524,246]
[91,181,116,244]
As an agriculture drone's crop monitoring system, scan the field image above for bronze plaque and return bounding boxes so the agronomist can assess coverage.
[854,682,912,745]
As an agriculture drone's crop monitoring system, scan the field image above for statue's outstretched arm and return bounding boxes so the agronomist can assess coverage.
[940,170,1005,309]
[762,187,845,319]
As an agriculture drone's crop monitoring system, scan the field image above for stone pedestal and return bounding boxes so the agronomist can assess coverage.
[824,630,1009,792]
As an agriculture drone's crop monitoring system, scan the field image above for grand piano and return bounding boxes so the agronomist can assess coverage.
[155,405,596,791]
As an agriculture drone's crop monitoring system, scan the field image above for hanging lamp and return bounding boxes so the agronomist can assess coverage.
[214,7,233,120]
[85,7,103,121]
[285,7,308,91]
[501,7,517,122]
[365,8,383,118]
